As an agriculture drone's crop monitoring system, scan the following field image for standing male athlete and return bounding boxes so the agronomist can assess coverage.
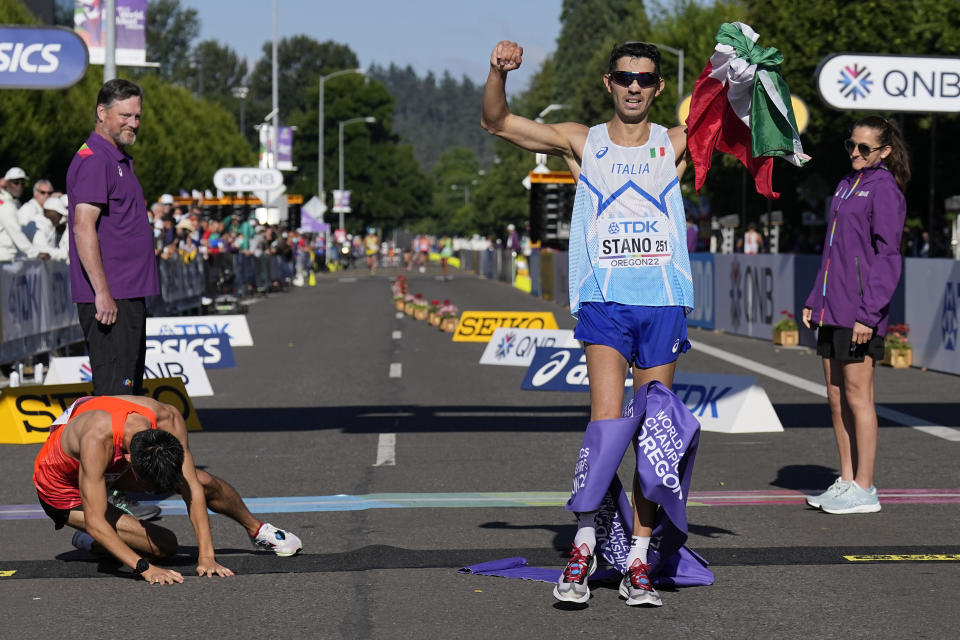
[482,41,694,606]
[33,396,302,584]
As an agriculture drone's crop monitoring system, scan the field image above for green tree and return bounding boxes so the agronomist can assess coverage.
[143,0,200,81]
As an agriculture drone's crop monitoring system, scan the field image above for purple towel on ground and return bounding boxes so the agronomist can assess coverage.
[461,381,713,587]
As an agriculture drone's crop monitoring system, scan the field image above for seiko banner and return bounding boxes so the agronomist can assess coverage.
[0,26,88,89]
[904,257,960,375]
[146,314,253,347]
[817,54,960,113]
[521,348,783,433]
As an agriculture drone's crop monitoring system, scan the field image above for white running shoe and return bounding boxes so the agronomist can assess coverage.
[805,478,850,509]
[552,543,597,603]
[820,481,881,514]
[251,523,302,556]
[619,559,663,607]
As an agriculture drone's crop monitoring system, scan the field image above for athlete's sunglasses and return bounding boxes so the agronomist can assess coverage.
[609,71,660,88]
[843,139,886,157]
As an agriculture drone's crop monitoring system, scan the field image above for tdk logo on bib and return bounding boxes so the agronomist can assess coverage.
[0,27,89,90]
[599,217,671,268]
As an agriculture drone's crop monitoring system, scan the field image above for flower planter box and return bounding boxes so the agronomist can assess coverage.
[428,312,440,326]
[883,346,912,368]
[404,302,415,315]
[414,308,429,321]
[439,317,457,332]
[394,299,405,311]
[772,329,799,346]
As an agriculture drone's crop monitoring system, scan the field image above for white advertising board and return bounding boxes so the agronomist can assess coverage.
[44,352,213,397]
[146,315,253,347]
[479,328,578,366]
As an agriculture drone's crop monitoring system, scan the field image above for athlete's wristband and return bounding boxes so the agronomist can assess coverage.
[132,558,149,575]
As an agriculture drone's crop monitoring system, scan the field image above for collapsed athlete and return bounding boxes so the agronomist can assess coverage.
[483,40,693,606]
[33,395,302,584]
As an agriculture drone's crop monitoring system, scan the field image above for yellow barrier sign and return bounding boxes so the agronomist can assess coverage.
[844,554,960,562]
[452,311,559,343]
[0,377,202,445]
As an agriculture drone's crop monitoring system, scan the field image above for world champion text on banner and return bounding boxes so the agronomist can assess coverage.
[479,328,578,366]
[452,311,559,343]
[0,377,201,445]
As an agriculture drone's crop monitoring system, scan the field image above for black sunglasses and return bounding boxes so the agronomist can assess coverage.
[609,70,660,88]
[36,189,52,195]
[844,139,886,157]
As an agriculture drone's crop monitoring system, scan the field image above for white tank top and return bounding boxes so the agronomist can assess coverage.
[568,123,694,315]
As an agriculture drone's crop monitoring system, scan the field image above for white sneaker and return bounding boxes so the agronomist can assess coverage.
[619,559,663,607]
[820,481,881,514]
[252,523,302,556]
[805,478,850,509]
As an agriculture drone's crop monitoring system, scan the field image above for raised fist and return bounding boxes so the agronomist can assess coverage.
[491,41,523,73]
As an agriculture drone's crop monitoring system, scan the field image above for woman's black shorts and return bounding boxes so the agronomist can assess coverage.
[816,325,885,363]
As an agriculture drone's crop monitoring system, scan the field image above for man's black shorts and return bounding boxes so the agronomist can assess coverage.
[37,494,82,530]
[816,325,885,363]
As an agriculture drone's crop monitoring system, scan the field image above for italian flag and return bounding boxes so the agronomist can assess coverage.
[687,22,809,199]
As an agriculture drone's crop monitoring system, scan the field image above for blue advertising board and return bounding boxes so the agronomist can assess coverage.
[0,26,89,89]
[145,334,235,369]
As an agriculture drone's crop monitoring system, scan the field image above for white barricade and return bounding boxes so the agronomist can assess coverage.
[45,352,214,396]
[146,314,253,347]
[479,328,578,366]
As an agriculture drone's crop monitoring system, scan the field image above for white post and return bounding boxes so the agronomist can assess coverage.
[104,0,116,82]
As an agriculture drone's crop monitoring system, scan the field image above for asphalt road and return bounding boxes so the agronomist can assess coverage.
[1,264,958,640]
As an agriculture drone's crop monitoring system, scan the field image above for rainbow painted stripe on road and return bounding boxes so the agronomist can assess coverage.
[2,489,958,520]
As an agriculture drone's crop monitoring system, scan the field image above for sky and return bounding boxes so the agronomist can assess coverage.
[180,0,564,92]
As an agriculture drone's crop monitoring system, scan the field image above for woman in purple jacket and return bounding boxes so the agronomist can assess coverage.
[801,115,910,515]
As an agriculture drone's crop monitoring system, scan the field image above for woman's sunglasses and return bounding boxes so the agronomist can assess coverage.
[609,71,660,88]
[843,139,886,157]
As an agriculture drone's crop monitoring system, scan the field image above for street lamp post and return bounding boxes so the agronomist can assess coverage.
[337,116,377,231]
[533,104,567,170]
[651,43,684,99]
[318,68,365,214]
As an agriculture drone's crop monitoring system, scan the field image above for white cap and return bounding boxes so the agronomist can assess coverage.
[507,223,516,231]
[4,167,28,181]
[160,193,175,204]
[44,196,68,218]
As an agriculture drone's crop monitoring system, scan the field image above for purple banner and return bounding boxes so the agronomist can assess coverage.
[277,126,294,170]
[74,0,146,66]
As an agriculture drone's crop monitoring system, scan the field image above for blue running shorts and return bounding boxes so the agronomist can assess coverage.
[574,302,690,369]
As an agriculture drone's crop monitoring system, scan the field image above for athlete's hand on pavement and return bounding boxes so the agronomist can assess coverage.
[801,307,812,329]
[852,321,873,344]
[142,565,183,585]
[491,41,523,73]
[94,291,118,325]
[196,559,235,578]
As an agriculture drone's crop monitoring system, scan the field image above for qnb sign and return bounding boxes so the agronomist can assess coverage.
[0,26,88,89]
[817,54,960,113]
[213,167,284,192]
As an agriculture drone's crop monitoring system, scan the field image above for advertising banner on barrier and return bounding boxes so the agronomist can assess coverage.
[0,377,201,445]
[0,25,89,89]
[479,328,578,366]
[713,254,795,338]
[905,258,960,375]
[44,352,214,397]
[521,347,782,433]
[688,253,715,329]
[1,260,77,342]
[146,333,235,369]
[146,314,253,347]
[453,311,559,342]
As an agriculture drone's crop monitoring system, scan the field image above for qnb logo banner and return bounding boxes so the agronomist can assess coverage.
[146,333,235,369]
[522,348,782,433]
[0,26,89,89]
[44,353,213,397]
[478,328,578,366]
[817,54,960,113]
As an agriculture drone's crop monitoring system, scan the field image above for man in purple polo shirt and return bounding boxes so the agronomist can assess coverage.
[67,79,159,397]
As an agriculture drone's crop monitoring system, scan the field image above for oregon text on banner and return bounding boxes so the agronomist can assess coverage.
[452,311,559,343]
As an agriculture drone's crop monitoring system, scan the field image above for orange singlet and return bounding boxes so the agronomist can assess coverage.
[33,397,158,509]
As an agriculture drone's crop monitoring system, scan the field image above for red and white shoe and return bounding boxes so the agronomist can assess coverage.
[251,523,302,557]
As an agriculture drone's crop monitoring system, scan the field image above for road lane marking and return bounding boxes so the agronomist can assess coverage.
[3,489,957,519]
[392,330,402,340]
[690,339,960,441]
[844,554,960,562]
[389,363,402,378]
[374,433,396,466]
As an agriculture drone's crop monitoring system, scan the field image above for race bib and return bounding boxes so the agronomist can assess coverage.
[598,218,672,268]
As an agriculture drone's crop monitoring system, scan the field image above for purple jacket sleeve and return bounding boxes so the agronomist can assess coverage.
[857,177,905,328]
